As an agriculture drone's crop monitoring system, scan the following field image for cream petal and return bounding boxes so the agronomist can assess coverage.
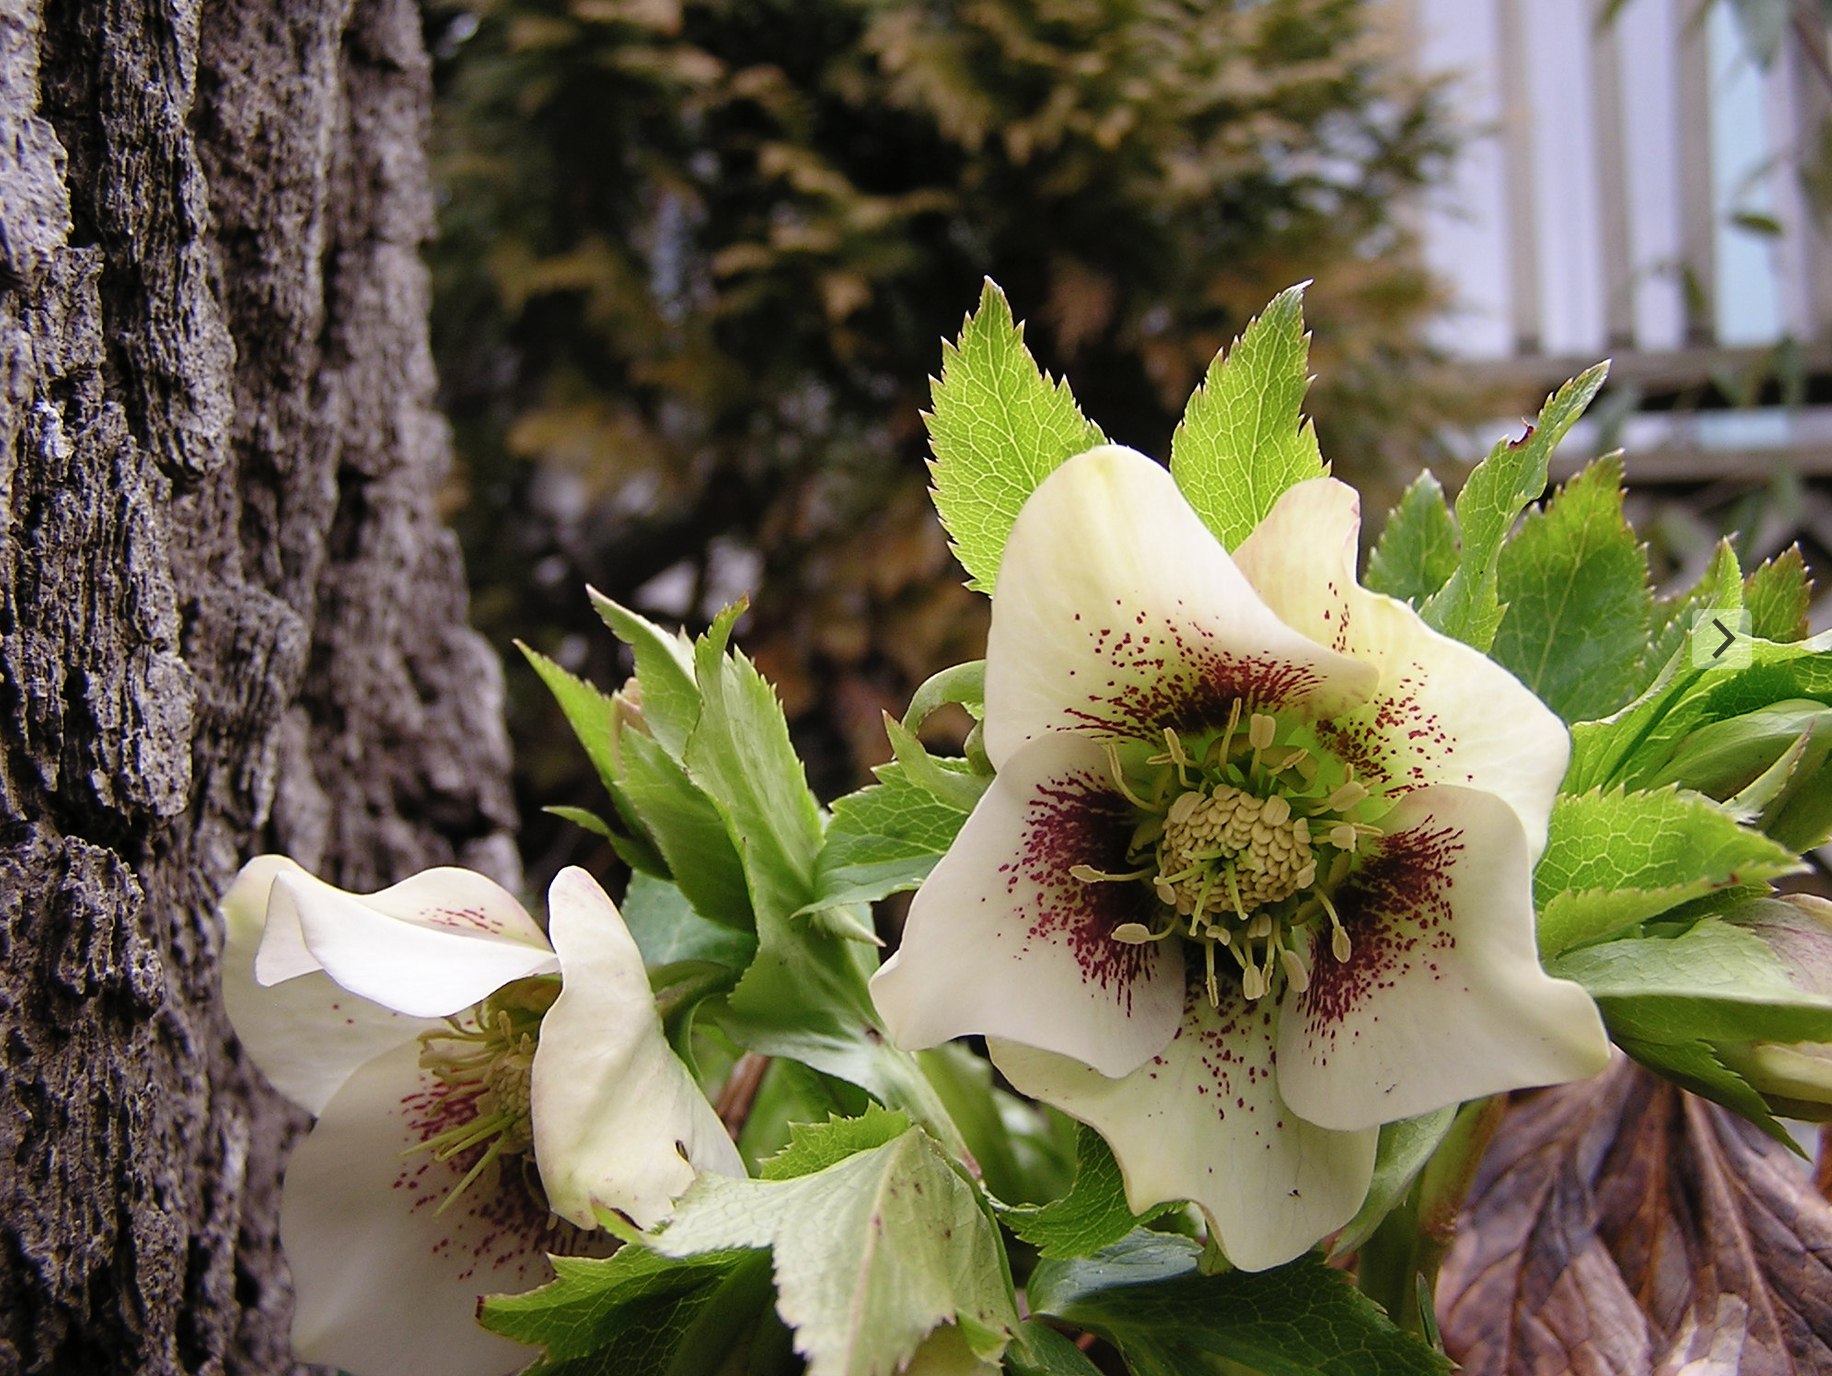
[259,867,560,1020]
[983,447,1376,771]
[870,733,1185,1079]
[1233,477,1568,859]
[991,984,1376,1272]
[280,1040,559,1376]
[1277,785,1610,1133]
[221,857,437,1114]
[532,868,744,1231]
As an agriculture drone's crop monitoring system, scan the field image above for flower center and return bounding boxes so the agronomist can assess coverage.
[1076,703,1383,1007]
[407,976,559,1212]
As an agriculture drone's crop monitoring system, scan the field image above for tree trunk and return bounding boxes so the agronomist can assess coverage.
[0,1,517,1371]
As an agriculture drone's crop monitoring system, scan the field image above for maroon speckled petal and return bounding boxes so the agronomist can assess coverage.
[990,971,1376,1271]
[871,732,1185,1078]
[983,447,1376,769]
[1278,785,1609,1132]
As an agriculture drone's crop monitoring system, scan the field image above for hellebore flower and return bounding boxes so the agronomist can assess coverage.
[871,446,1609,1270]
[221,860,741,1376]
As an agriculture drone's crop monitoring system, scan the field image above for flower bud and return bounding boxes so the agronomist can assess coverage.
[1718,894,1832,1121]
[1648,698,1832,851]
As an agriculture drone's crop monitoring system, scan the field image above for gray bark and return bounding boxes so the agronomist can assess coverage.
[0,1,517,1372]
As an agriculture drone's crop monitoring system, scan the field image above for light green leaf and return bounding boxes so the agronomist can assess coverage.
[1169,284,1326,551]
[803,762,973,913]
[1636,539,1744,697]
[479,1245,780,1376]
[1421,363,1608,651]
[1533,787,1800,956]
[1005,1320,1105,1376]
[544,804,615,841]
[884,716,989,813]
[735,1057,871,1174]
[1001,1126,1174,1260]
[905,660,986,731]
[1328,1107,1458,1261]
[1745,546,1813,643]
[590,590,701,760]
[519,641,623,792]
[926,279,1106,594]
[685,607,825,928]
[1364,470,1458,606]
[1028,1233,1450,1376]
[759,1104,913,1181]
[620,729,755,930]
[653,1126,1019,1376]
[622,871,757,970]
[1549,918,1832,1045]
[1566,632,1832,795]
[1490,456,1652,723]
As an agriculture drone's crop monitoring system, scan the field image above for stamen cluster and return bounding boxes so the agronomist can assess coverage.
[1076,703,1383,1007]
[410,977,560,1211]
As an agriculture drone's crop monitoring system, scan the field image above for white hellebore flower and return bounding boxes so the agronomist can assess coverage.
[871,446,1610,1271]
[220,860,742,1376]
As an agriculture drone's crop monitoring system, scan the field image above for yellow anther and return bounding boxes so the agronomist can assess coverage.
[1248,713,1277,751]
[1242,964,1266,1001]
[1326,780,1370,813]
[1167,790,1202,826]
[1332,926,1353,963]
[1261,794,1291,826]
[1279,945,1311,993]
[1328,823,1359,851]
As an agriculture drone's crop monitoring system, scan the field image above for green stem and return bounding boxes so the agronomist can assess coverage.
[1357,1095,1506,1336]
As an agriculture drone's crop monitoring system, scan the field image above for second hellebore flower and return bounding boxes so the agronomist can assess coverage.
[221,860,741,1376]
[871,446,1609,1270]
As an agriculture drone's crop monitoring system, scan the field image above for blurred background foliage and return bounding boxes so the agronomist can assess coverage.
[424,0,1477,886]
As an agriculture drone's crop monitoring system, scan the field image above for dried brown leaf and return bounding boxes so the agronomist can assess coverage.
[1438,1056,1832,1376]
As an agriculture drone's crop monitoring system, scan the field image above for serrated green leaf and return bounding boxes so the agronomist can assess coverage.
[1745,545,1813,642]
[1533,787,1800,955]
[1566,632,1832,795]
[735,1057,872,1173]
[1328,1107,1457,1261]
[590,590,701,760]
[1490,456,1652,723]
[1549,918,1832,1045]
[545,804,616,841]
[620,729,755,930]
[1001,1126,1174,1260]
[759,1104,913,1180]
[1169,284,1327,551]
[1421,363,1608,651]
[686,606,826,927]
[1028,1232,1450,1376]
[479,1245,778,1376]
[803,762,974,913]
[926,280,1105,593]
[654,1126,1019,1376]
[1635,539,1744,697]
[623,871,758,969]
[520,642,624,792]
[1364,470,1458,606]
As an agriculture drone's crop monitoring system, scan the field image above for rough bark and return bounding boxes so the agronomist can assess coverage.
[0,1,517,1372]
